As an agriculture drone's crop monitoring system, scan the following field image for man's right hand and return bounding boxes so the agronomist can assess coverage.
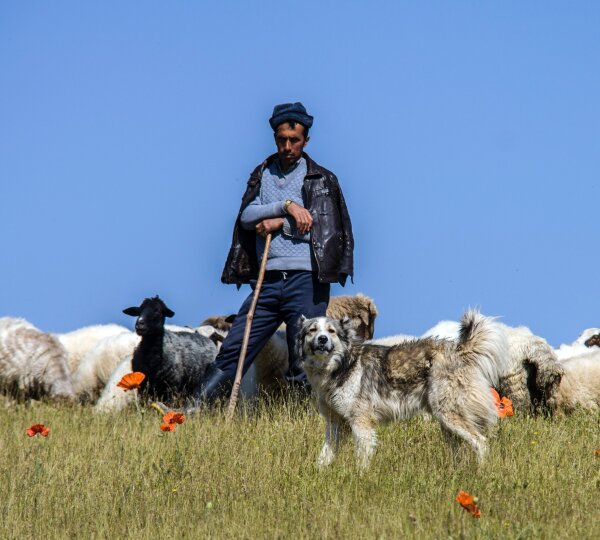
[286,202,313,234]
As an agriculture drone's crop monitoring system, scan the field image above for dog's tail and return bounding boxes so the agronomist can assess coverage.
[457,309,509,389]
[428,310,509,456]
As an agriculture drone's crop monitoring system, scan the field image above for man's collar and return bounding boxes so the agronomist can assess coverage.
[251,152,322,181]
[275,156,303,175]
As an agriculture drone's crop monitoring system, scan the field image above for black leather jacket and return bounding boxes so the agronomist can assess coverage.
[221,152,354,286]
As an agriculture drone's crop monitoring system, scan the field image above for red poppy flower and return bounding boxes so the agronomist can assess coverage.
[160,423,177,432]
[117,372,146,391]
[491,388,514,417]
[163,412,186,425]
[498,396,514,417]
[26,424,50,437]
[455,490,481,518]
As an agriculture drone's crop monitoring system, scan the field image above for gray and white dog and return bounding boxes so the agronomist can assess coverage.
[296,310,509,468]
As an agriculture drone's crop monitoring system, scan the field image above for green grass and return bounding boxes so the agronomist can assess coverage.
[1,394,599,539]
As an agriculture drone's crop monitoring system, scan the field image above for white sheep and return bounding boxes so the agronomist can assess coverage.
[0,317,74,399]
[369,334,417,346]
[71,331,141,401]
[555,328,600,361]
[498,324,563,412]
[94,356,135,413]
[554,349,600,412]
[56,324,131,374]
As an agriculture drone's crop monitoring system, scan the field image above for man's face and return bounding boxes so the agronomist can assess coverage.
[274,122,309,169]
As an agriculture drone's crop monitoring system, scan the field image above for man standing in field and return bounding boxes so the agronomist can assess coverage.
[193,102,354,403]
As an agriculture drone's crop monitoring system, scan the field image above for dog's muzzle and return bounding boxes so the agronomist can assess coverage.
[311,333,333,354]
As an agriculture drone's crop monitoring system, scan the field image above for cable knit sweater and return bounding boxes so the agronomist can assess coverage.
[240,157,314,272]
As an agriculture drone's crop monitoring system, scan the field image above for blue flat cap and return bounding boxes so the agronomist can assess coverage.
[269,102,314,130]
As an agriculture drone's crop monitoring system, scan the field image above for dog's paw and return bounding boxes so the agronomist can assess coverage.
[317,446,335,468]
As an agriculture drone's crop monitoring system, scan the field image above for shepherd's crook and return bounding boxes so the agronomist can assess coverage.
[226,232,272,420]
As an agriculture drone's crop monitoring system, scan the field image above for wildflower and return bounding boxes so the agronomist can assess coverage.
[160,423,177,432]
[117,372,145,391]
[26,424,50,437]
[455,490,481,518]
[163,412,186,425]
[595,447,600,458]
[491,388,514,417]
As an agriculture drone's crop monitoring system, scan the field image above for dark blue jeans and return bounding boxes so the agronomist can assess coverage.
[214,270,330,382]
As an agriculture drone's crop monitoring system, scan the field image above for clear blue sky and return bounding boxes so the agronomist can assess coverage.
[1,2,598,347]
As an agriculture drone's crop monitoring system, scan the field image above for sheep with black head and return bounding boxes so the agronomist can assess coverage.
[123,296,217,402]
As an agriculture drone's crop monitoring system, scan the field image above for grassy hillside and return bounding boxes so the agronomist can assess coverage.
[1,395,599,539]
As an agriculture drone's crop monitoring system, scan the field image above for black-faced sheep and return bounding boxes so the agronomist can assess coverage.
[584,334,600,348]
[122,296,218,402]
[0,317,74,400]
[94,318,246,413]
[72,322,223,402]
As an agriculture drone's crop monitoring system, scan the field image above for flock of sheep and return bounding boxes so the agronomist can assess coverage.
[1,293,599,416]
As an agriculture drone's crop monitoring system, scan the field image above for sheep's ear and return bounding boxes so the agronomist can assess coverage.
[163,307,175,318]
[123,307,141,317]
[340,316,358,339]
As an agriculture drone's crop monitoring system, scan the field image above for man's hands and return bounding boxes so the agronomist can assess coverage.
[254,203,313,238]
[256,218,284,238]
[286,202,313,234]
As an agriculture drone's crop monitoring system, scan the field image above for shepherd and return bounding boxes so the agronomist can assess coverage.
[189,102,355,408]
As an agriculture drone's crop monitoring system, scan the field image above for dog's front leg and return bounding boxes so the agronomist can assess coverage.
[317,407,345,468]
[350,420,377,469]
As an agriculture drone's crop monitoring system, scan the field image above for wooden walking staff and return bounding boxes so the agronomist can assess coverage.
[226,233,272,420]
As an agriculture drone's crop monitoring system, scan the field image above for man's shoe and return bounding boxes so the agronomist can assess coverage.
[285,371,312,392]
[186,365,232,413]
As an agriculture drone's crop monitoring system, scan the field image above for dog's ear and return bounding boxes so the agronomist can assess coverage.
[298,314,308,327]
[123,306,141,317]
